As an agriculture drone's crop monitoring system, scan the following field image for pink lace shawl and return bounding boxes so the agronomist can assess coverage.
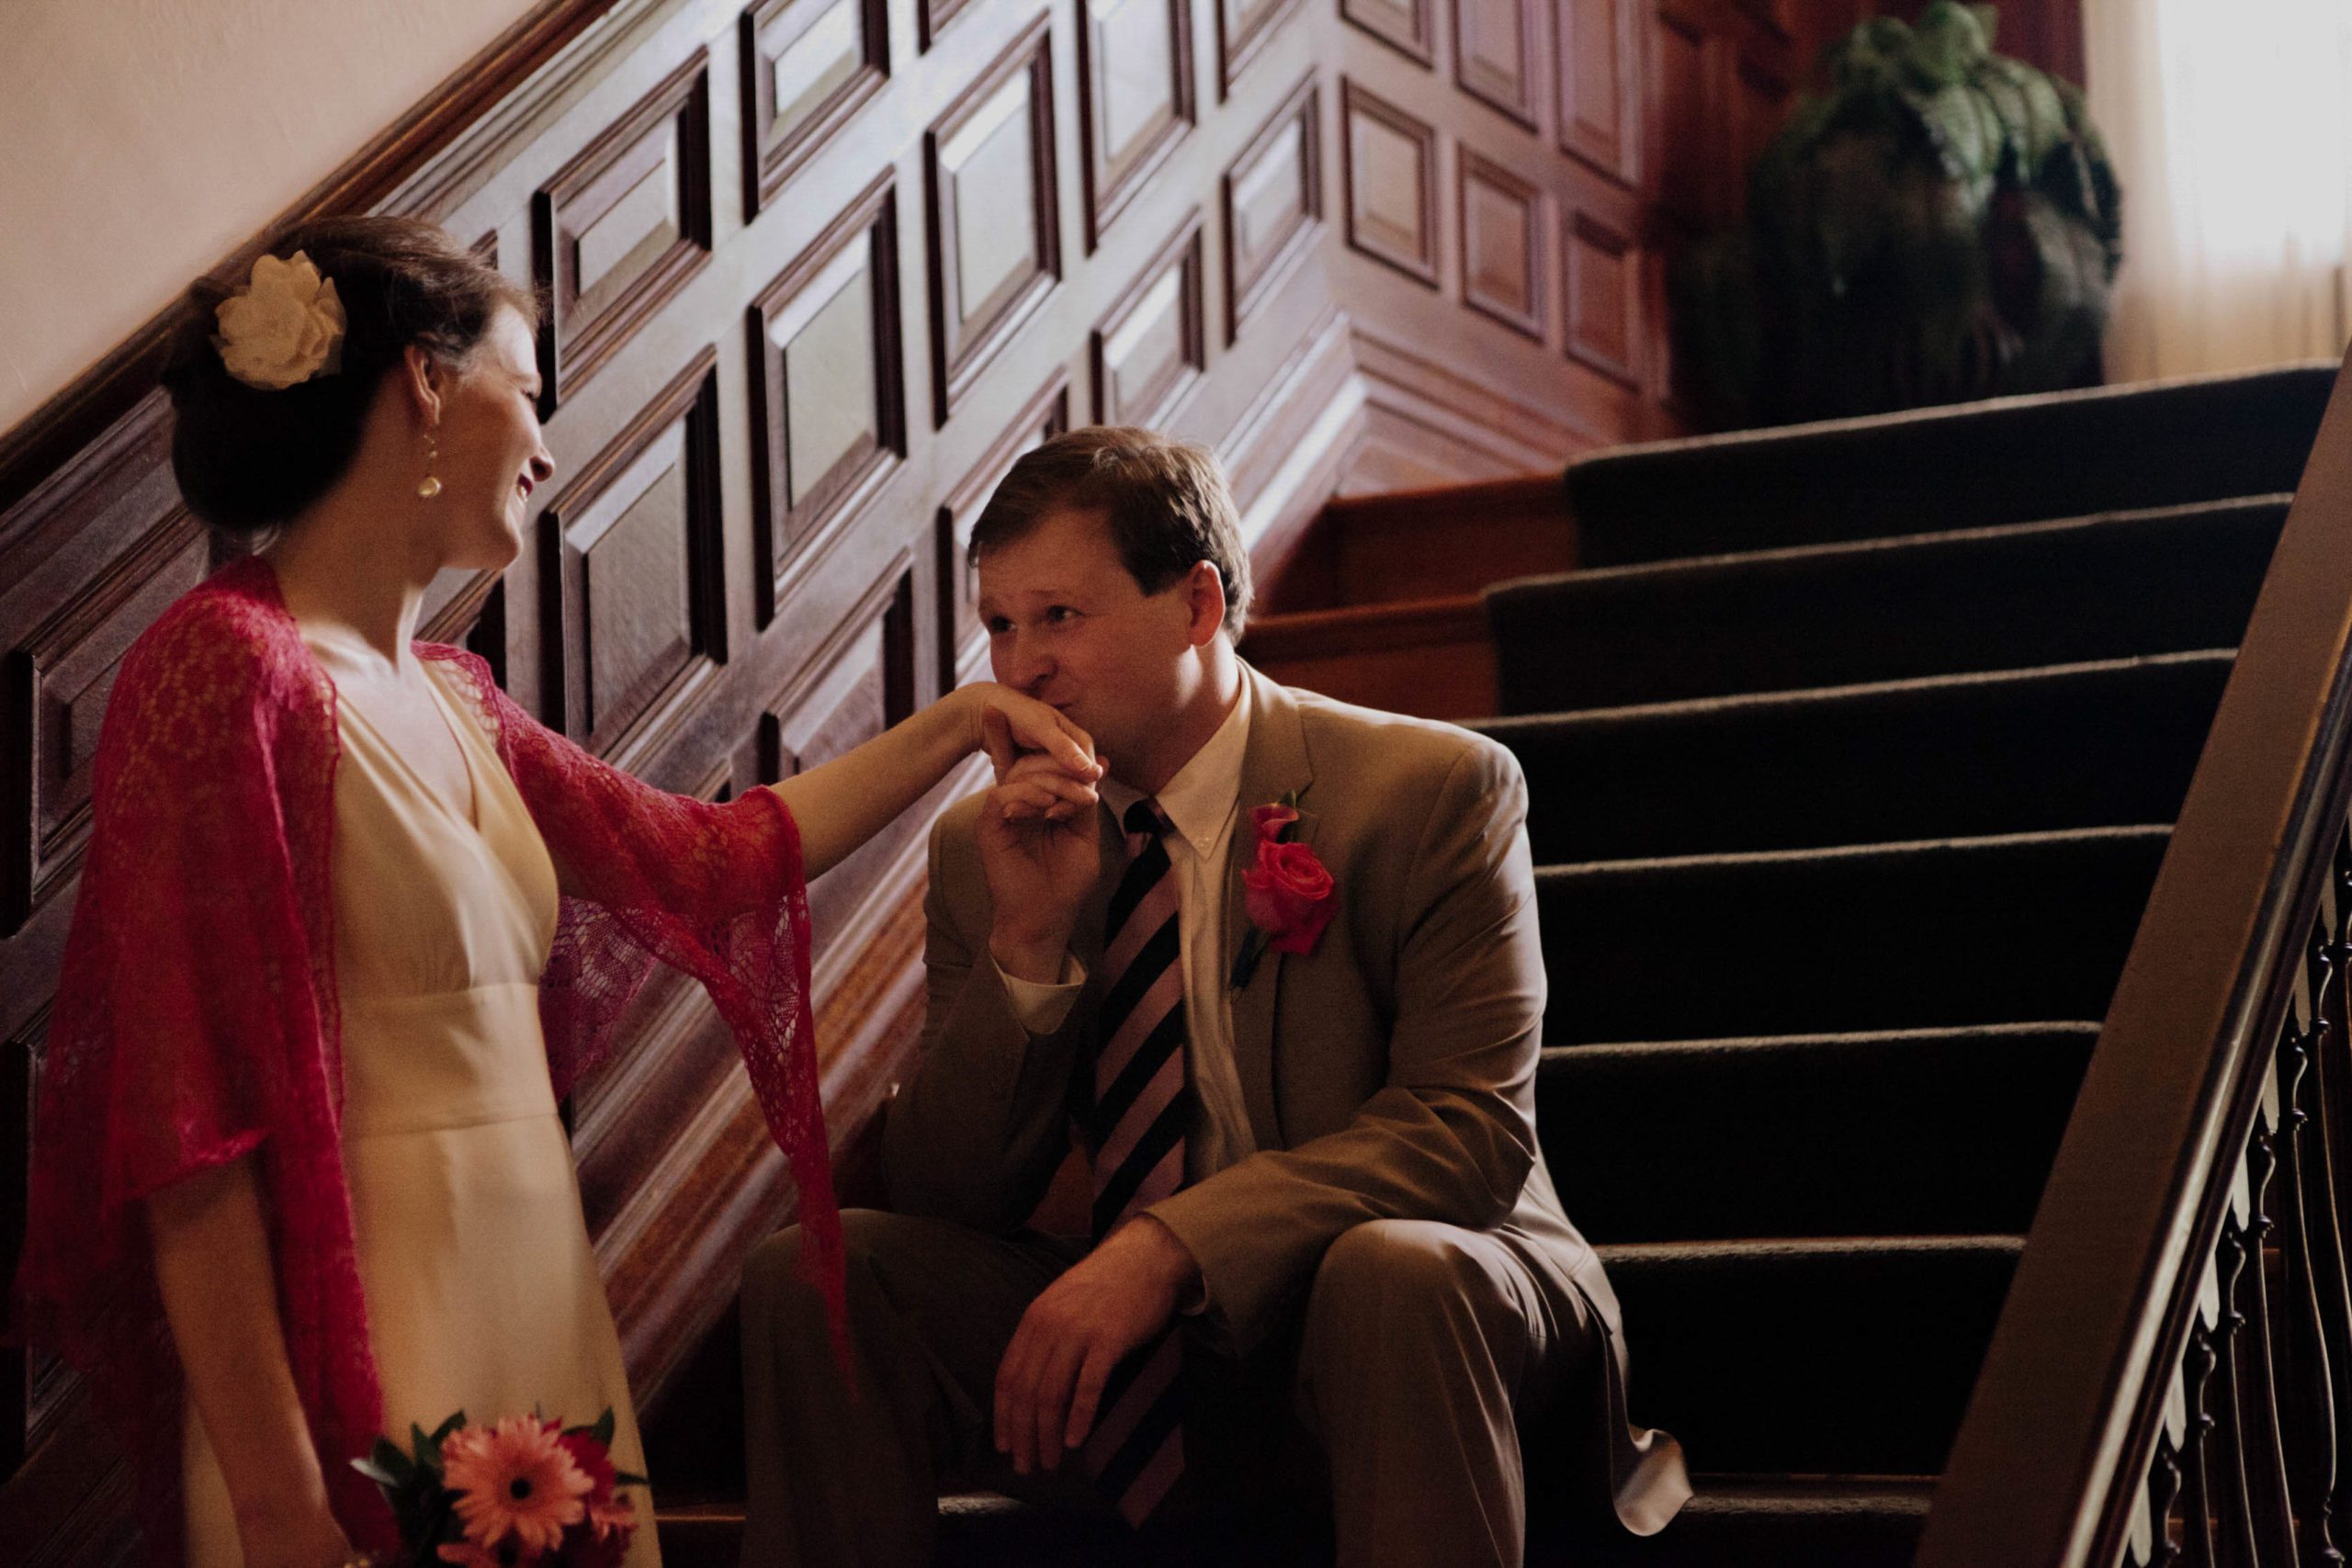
[12,556,842,1562]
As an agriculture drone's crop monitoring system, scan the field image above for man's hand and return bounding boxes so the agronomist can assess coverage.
[994,1215,1201,1475]
[979,746,1102,982]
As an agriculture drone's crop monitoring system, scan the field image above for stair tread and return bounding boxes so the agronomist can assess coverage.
[1487,660,2226,858]
[1557,1020,2102,1055]
[1483,646,2235,728]
[1538,827,2165,1042]
[1486,493,2288,711]
[1566,364,2332,563]
[1600,1235,2024,1261]
[1514,491,2292,590]
[1540,820,2171,876]
[1540,1025,2096,1241]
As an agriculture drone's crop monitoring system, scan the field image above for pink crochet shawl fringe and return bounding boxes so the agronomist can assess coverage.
[12,557,844,1561]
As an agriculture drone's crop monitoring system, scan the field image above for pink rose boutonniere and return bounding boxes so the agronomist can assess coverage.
[1231,791,1337,988]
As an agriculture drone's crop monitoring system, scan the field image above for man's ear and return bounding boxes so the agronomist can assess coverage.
[1183,559,1227,649]
[399,343,447,430]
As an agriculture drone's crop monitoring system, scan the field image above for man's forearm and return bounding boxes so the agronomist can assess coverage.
[1147,1079,1537,1352]
[883,962,1085,1228]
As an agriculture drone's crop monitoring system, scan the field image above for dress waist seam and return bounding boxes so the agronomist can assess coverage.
[343,1103,562,1143]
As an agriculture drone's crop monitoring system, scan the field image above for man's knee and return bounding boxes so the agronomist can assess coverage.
[1308,1219,1503,1329]
[743,1206,899,1331]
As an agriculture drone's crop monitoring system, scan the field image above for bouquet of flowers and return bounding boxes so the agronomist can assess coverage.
[353,1408,642,1567]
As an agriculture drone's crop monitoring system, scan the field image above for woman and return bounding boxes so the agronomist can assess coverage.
[12,218,1102,1568]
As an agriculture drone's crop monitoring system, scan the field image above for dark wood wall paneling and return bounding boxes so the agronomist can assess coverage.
[1321,0,1929,491]
[0,0,1367,1552]
[0,0,2018,1545]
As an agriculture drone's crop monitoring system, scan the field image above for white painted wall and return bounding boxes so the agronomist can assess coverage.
[0,0,546,436]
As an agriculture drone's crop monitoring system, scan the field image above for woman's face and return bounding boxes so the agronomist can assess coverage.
[427,305,554,572]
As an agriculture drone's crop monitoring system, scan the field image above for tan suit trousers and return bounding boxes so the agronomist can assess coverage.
[739,1207,1602,1568]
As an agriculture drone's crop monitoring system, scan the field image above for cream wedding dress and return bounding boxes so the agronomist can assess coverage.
[185,646,659,1568]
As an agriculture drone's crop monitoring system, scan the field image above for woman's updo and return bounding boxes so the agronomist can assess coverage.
[161,216,540,538]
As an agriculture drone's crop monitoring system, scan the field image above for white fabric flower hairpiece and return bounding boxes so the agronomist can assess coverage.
[212,251,346,390]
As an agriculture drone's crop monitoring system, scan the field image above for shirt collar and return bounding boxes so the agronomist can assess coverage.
[1102,677,1253,859]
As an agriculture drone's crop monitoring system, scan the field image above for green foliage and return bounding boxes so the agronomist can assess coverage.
[350,1413,469,1563]
[1677,2,2122,424]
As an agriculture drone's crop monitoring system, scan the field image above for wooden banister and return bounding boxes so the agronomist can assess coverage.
[1917,344,2352,1567]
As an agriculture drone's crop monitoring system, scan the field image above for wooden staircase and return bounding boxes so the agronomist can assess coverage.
[655,364,2341,1564]
[1247,365,2337,1566]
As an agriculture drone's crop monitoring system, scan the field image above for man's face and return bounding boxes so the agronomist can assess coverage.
[977,505,1200,776]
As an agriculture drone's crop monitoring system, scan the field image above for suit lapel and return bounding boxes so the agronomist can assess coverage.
[1224,665,1314,1150]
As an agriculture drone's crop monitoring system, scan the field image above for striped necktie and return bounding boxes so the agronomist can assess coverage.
[1082,797,1189,1524]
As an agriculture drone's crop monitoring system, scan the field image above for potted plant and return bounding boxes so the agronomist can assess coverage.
[1676,2,2121,426]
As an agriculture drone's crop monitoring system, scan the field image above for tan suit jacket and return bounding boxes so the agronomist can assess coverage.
[880,665,1690,1535]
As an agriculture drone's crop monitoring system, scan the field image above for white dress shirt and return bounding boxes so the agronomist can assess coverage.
[996,678,1261,1181]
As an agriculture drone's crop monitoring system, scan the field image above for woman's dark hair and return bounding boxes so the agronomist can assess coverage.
[161,215,541,537]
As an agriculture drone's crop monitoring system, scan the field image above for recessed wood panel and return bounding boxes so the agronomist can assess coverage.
[4,515,206,932]
[1455,0,1538,128]
[1649,5,1711,222]
[1340,0,1434,64]
[1079,0,1194,250]
[740,0,888,218]
[752,562,917,953]
[1559,0,1638,183]
[1092,214,1205,427]
[749,174,905,622]
[936,376,1069,690]
[534,52,714,418]
[1565,206,1640,385]
[925,17,1060,426]
[1216,0,1306,96]
[916,0,973,51]
[1342,81,1440,288]
[1460,147,1544,340]
[1223,74,1322,342]
[541,349,727,754]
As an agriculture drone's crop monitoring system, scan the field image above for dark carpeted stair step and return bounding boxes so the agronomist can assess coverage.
[1566,364,2330,566]
[1486,652,2232,863]
[1537,1024,2098,1244]
[671,1463,1936,1566]
[1537,826,2168,1044]
[1599,1236,2021,1475]
[1487,495,2286,713]
[1532,1477,1935,1568]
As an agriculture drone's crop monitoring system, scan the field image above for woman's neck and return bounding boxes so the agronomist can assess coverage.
[261,491,435,672]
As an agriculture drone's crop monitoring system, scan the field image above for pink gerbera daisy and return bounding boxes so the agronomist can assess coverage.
[443,1416,594,1553]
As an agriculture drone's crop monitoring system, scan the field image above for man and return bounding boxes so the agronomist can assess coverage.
[741,428,1688,1567]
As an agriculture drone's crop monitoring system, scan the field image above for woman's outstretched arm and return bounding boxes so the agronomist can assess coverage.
[765,682,1100,882]
[151,1157,354,1568]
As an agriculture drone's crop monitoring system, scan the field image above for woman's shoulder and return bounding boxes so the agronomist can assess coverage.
[117,556,317,721]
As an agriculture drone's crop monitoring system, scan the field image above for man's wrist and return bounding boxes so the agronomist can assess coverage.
[1127,1213,1204,1306]
[991,928,1074,984]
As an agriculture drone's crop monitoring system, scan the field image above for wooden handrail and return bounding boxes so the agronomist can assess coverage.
[1917,344,2352,1566]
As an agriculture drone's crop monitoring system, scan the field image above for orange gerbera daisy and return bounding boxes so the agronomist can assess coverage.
[443,1416,594,1553]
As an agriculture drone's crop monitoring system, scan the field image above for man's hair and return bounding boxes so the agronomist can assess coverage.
[968,426,1253,637]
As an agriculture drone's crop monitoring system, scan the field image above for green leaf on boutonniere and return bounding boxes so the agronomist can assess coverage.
[1229,931,1268,990]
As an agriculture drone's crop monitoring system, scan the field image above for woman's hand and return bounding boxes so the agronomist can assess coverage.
[958,683,1102,790]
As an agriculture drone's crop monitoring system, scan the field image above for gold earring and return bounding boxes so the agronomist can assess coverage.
[418,433,443,500]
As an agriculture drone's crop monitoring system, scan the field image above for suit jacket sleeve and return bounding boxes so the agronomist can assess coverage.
[1144,741,1545,1357]
[879,803,1091,1230]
